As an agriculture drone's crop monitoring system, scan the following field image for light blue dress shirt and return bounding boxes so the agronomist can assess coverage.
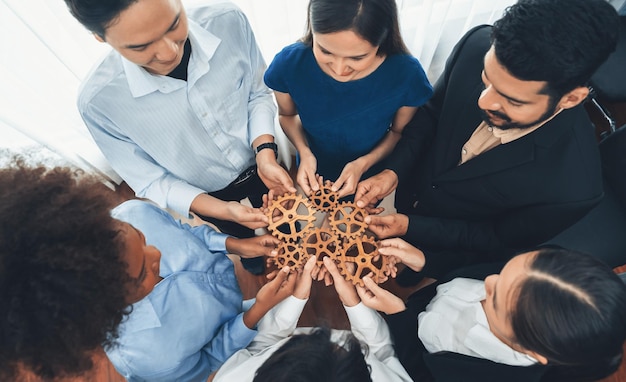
[78,2,277,217]
[106,200,256,381]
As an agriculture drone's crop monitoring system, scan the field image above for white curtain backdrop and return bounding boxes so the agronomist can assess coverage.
[0,0,517,184]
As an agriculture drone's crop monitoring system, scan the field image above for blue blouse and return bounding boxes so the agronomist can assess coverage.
[264,42,433,181]
[106,200,256,381]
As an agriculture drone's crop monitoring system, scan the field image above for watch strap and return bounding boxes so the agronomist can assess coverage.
[254,142,278,158]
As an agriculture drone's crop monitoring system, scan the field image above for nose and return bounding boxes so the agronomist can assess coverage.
[154,37,178,62]
[148,245,161,269]
[484,274,497,296]
[477,85,502,111]
[331,58,350,76]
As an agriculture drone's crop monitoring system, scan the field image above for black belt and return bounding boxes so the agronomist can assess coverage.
[230,165,257,187]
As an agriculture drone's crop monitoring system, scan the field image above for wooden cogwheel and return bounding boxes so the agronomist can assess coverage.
[329,202,368,239]
[272,241,307,270]
[308,182,339,212]
[301,227,341,267]
[266,193,316,242]
[337,235,390,287]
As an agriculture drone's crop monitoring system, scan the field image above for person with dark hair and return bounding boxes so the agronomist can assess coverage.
[212,256,413,382]
[359,245,626,381]
[0,160,128,380]
[355,0,621,285]
[0,159,297,381]
[264,0,433,198]
[62,0,297,275]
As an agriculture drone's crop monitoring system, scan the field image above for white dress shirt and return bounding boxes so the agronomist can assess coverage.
[418,278,538,366]
[213,296,413,381]
[78,2,276,216]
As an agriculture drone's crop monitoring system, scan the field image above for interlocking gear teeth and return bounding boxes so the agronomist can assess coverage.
[329,202,369,239]
[272,241,307,270]
[266,193,316,242]
[301,227,342,267]
[308,182,339,212]
[337,235,389,287]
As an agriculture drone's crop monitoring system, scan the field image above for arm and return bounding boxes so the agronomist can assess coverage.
[80,106,206,217]
[246,256,316,354]
[241,14,295,195]
[334,106,418,198]
[274,91,320,196]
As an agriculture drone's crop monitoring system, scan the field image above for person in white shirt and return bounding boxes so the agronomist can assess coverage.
[360,243,626,381]
[212,255,413,382]
[62,0,296,274]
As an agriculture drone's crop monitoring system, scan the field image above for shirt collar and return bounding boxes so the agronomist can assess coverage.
[122,19,221,98]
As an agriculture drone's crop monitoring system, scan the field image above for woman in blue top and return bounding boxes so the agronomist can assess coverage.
[265,0,433,198]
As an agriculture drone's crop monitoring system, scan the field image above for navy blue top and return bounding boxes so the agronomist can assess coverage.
[264,42,433,181]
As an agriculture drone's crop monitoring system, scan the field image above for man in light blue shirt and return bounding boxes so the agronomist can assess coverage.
[64,0,296,273]
[108,199,295,381]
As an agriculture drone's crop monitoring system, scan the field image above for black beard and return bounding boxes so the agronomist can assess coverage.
[479,97,560,130]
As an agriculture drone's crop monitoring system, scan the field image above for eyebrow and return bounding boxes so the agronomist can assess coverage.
[124,13,181,50]
[482,68,531,105]
[317,43,369,60]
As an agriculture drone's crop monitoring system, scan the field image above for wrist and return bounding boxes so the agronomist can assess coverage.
[254,142,278,159]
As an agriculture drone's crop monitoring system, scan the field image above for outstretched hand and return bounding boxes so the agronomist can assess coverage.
[323,256,360,307]
[244,266,296,329]
[355,170,398,209]
[226,234,280,258]
[296,153,319,196]
[226,201,269,230]
[356,275,406,315]
[332,160,367,198]
[293,255,317,300]
[378,237,426,273]
[365,213,409,239]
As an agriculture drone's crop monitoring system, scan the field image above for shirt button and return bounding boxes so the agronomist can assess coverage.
[488,126,493,132]
[412,200,419,208]
[432,184,438,189]
[462,148,467,155]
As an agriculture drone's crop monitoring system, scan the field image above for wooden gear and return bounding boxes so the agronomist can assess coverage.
[265,187,390,286]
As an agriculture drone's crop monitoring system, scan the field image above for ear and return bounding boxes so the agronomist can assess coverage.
[525,350,549,365]
[93,33,105,43]
[557,86,589,110]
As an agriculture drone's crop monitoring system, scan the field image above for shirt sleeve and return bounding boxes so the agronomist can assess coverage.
[79,103,205,216]
[246,296,308,354]
[236,11,277,145]
[345,303,413,381]
[202,311,258,367]
[187,222,229,253]
[263,46,291,93]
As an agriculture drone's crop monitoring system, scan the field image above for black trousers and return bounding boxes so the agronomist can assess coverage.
[196,166,268,239]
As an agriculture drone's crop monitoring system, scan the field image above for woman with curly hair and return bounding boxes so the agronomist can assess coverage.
[0,159,296,381]
[0,159,129,379]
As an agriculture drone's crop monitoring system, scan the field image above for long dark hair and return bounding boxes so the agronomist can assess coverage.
[511,247,626,381]
[301,0,409,56]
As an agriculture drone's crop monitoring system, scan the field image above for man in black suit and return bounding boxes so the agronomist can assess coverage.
[355,0,620,282]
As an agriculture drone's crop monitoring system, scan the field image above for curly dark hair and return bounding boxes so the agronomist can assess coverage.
[0,158,132,380]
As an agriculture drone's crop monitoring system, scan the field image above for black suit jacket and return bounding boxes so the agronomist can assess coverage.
[385,26,603,277]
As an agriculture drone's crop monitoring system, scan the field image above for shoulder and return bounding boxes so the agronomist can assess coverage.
[186,2,250,32]
[78,51,125,110]
[269,42,310,65]
[111,200,172,225]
